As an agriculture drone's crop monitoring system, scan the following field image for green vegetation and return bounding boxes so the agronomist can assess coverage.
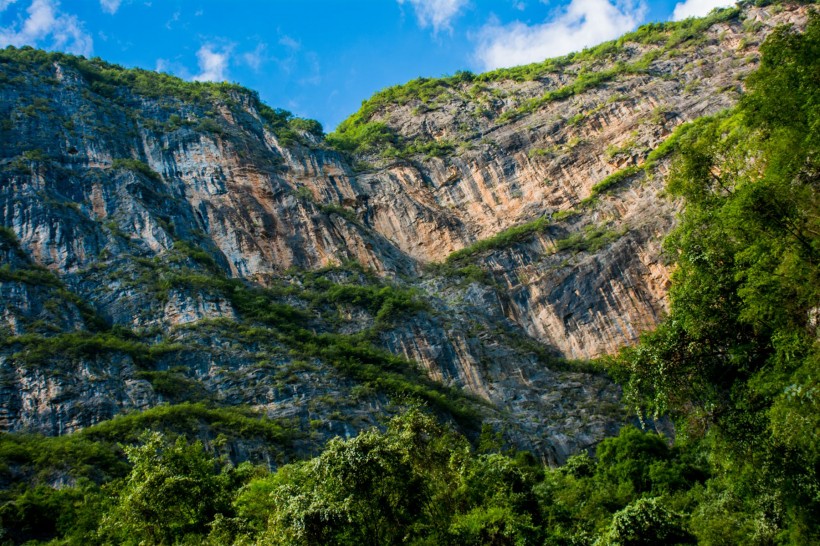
[326,4,748,156]
[423,262,495,286]
[442,216,621,266]
[616,14,820,544]
[0,403,295,545]
[0,226,18,247]
[446,216,551,263]
[325,120,399,155]
[0,409,709,545]
[392,137,456,158]
[585,165,642,201]
[80,403,293,446]
[318,203,360,224]
[2,331,151,366]
[642,120,699,171]
[254,105,324,145]
[111,158,162,182]
[498,65,628,123]
[554,225,626,254]
[0,46,323,147]
[134,371,212,403]
[0,263,62,288]
[193,117,224,135]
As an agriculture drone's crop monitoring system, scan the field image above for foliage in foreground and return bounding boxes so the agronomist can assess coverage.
[618,12,820,545]
[0,410,705,545]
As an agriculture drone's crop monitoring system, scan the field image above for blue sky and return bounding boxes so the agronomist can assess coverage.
[0,0,735,130]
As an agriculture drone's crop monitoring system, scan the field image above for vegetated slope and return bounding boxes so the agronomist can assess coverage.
[0,37,623,464]
[21,10,807,545]
[328,1,812,361]
[0,1,818,543]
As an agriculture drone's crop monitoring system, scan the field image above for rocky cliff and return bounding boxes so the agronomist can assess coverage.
[0,2,812,464]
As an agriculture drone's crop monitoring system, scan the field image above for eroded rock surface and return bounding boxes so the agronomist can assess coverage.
[0,3,811,462]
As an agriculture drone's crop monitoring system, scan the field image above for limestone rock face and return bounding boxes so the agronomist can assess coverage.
[0,3,810,461]
[345,3,808,359]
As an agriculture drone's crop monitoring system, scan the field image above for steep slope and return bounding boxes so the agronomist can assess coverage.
[0,1,814,467]
[332,2,811,358]
[0,48,621,464]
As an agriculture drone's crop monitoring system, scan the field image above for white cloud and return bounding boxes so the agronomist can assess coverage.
[242,42,267,71]
[475,0,646,70]
[193,44,231,82]
[398,0,468,34]
[278,35,300,51]
[0,0,93,56]
[672,0,734,21]
[0,0,18,12]
[155,57,190,78]
[165,10,179,29]
[99,0,120,14]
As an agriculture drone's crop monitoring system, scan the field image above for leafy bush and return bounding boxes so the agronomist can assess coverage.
[134,371,211,403]
[111,158,162,182]
[0,226,18,247]
[194,117,224,135]
[325,120,399,154]
[599,497,695,545]
[98,431,235,545]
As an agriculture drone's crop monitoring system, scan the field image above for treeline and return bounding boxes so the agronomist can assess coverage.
[1,410,705,545]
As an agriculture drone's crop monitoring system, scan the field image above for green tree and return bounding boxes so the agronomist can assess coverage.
[242,409,469,545]
[98,431,233,545]
[599,497,695,546]
[620,13,820,544]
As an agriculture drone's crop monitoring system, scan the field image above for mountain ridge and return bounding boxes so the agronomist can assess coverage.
[0,0,813,461]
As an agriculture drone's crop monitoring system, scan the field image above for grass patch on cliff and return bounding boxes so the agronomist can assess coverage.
[82,403,294,446]
[111,158,162,182]
[134,371,213,404]
[134,260,479,426]
[498,66,627,123]
[498,327,610,376]
[445,216,552,264]
[0,331,185,367]
[0,263,62,288]
[436,221,625,265]
[436,209,586,266]
[642,118,710,172]
[582,165,643,205]
[0,226,19,248]
[554,225,626,254]
[423,263,496,286]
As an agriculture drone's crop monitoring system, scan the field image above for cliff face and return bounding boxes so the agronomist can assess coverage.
[343,2,809,359]
[0,3,811,462]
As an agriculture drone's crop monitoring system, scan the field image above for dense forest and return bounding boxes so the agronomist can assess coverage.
[1,5,818,546]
